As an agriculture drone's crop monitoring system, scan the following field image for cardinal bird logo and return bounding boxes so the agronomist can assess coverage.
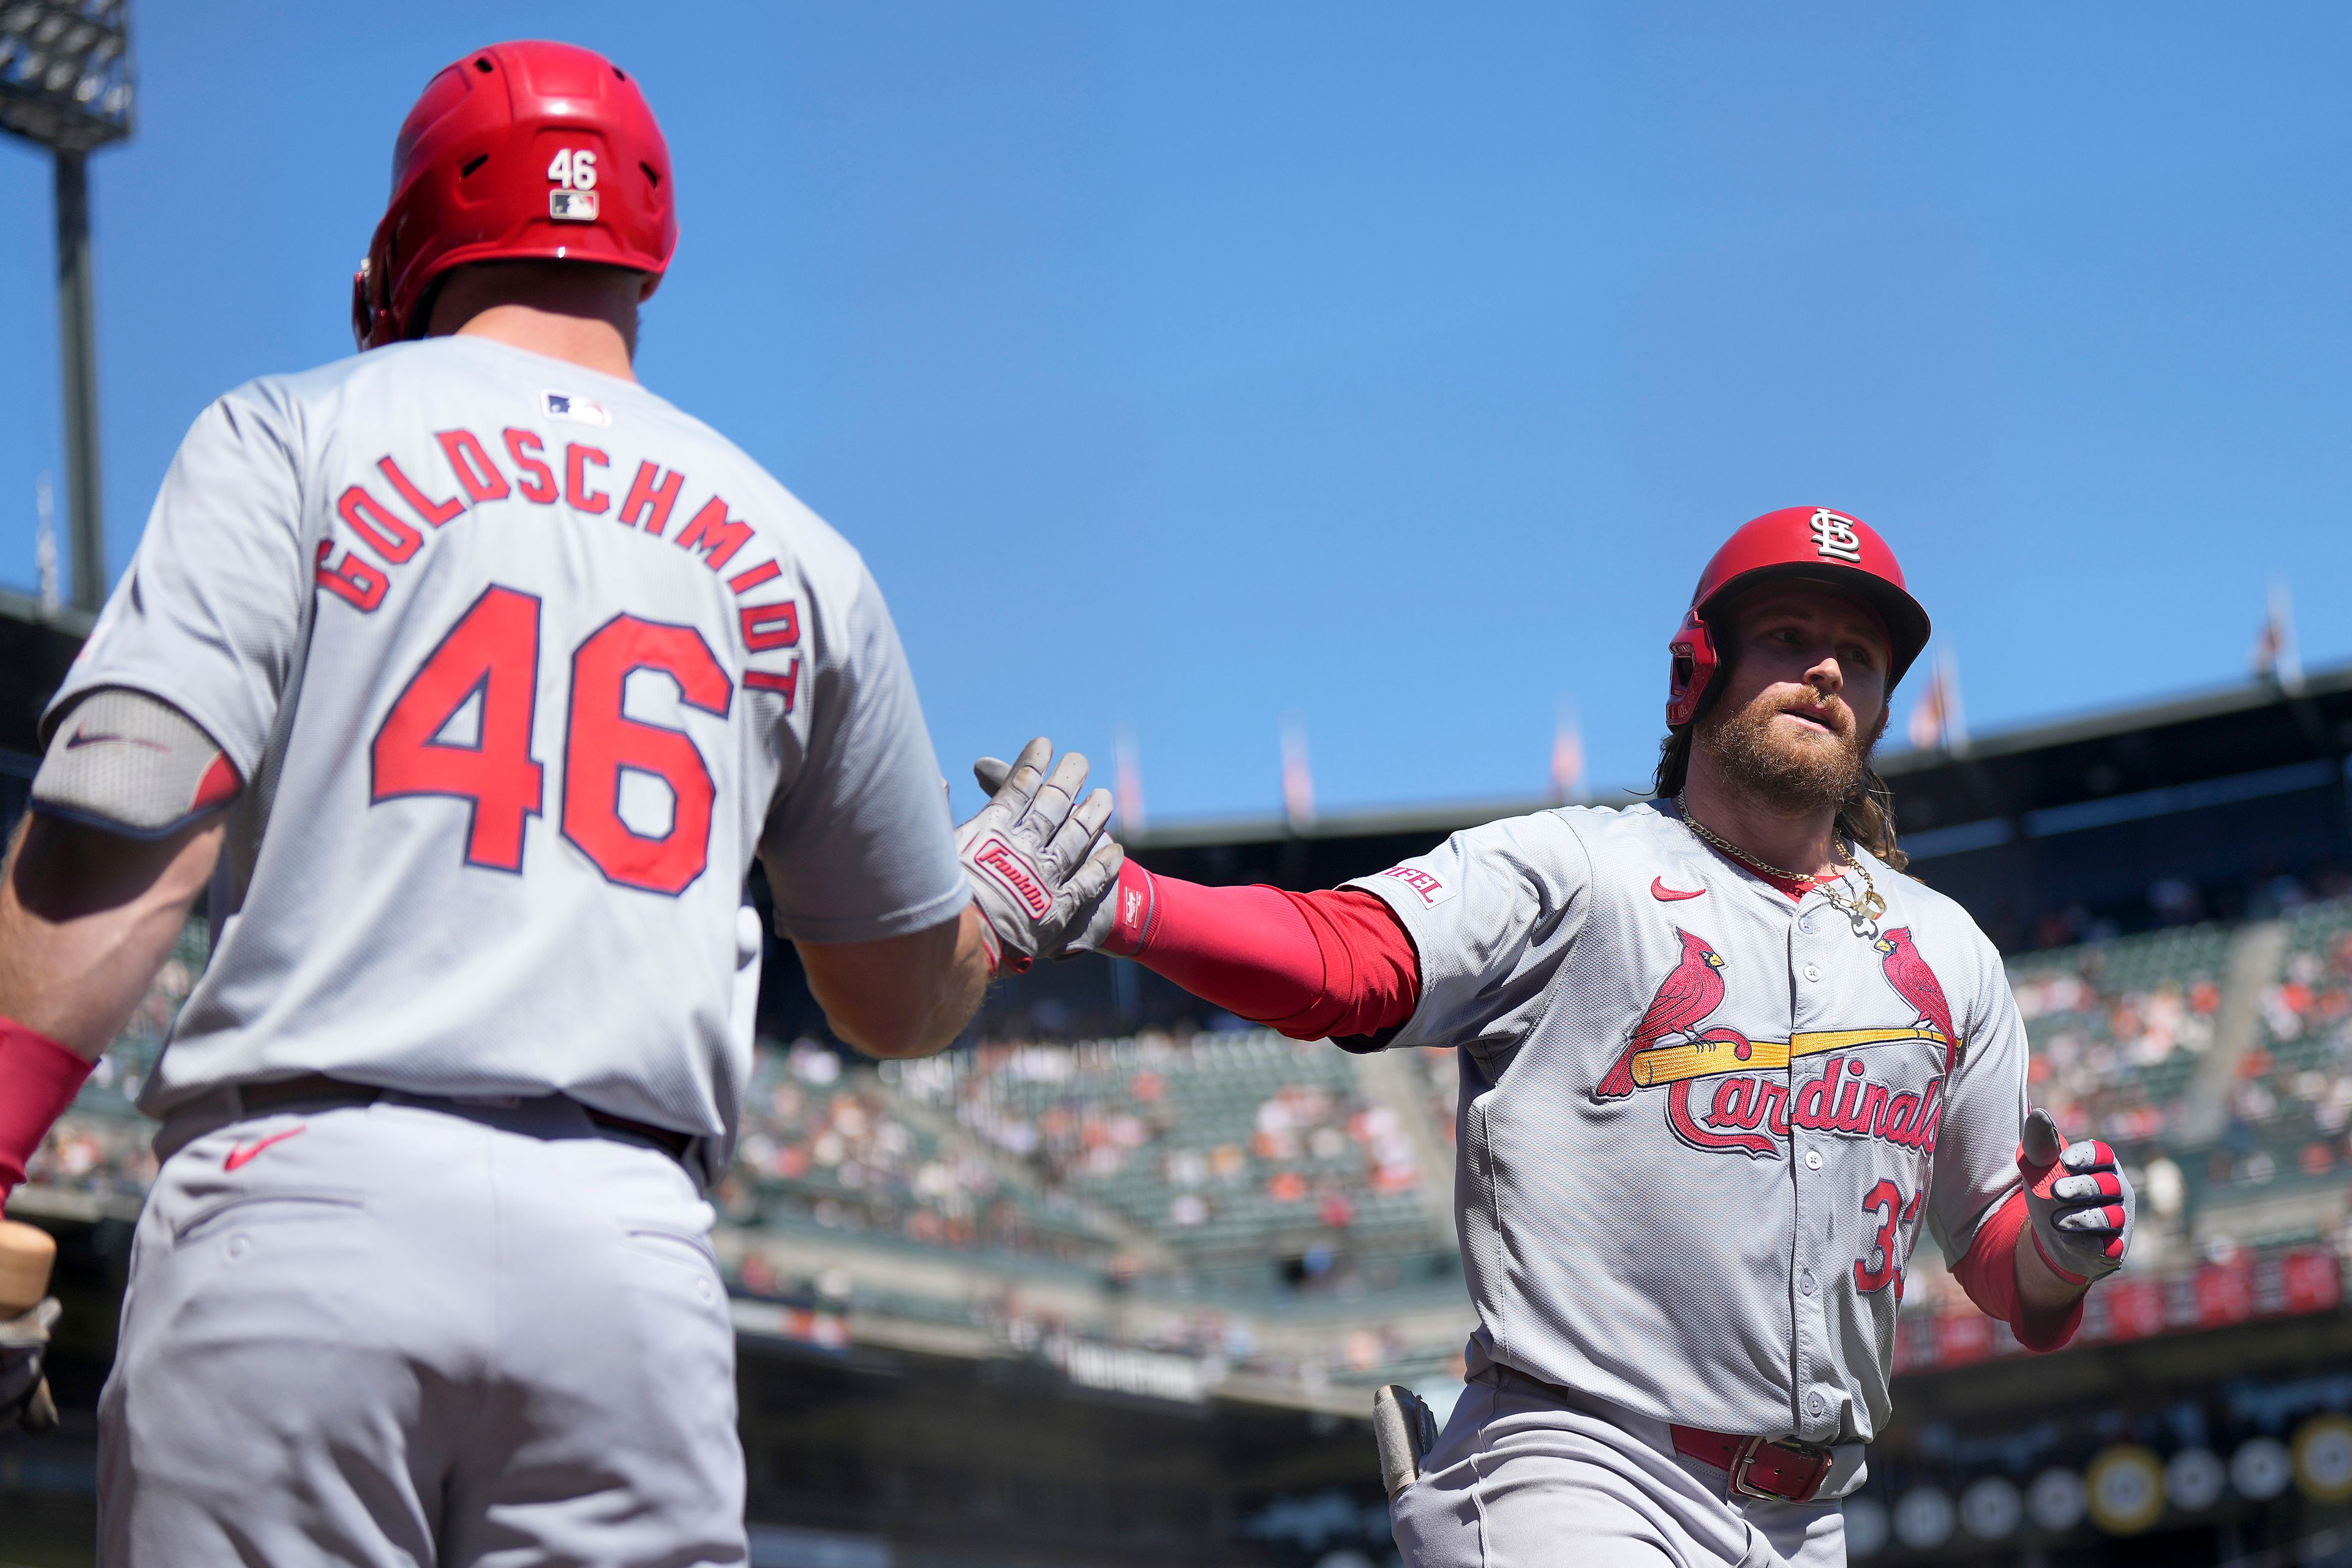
[1594,927,1728,1100]
[1874,927,1959,1072]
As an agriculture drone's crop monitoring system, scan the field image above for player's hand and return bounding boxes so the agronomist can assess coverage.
[972,753,1129,960]
[957,739,1123,974]
[2018,1108,2134,1286]
[0,1297,62,1434]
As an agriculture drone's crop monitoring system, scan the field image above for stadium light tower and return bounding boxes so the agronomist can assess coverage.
[0,1,133,614]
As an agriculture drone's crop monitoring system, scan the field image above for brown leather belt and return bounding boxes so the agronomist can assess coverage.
[235,1074,694,1163]
[1488,1365,1836,1506]
[1668,1427,1836,1504]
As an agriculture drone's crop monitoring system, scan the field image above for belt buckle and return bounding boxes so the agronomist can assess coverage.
[1728,1434,1834,1504]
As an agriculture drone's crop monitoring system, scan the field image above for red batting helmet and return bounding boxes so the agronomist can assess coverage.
[1664,507,1932,727]
[352,40,677,351]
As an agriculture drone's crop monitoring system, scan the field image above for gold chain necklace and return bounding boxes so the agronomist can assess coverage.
[1675,795,1887,935]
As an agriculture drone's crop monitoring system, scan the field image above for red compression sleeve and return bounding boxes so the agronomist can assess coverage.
[1102,862,1421,1044]
[1951,1190,2084,1352]
[0,1019,94,1215]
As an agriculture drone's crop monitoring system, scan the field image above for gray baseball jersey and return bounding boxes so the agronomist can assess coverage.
[1348,801,2029,1447]
[48,337,968,1170]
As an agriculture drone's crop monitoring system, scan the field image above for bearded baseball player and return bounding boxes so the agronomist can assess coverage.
[1005,508,2135,1567]
[0,40,1112,1566]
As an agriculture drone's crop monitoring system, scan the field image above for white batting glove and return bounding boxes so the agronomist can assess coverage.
[958,739,1123,974]
[972,752,1133,960]
[2019,1108,2135,1285]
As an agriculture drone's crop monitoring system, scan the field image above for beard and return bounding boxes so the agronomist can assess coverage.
[1695,687,1885,815]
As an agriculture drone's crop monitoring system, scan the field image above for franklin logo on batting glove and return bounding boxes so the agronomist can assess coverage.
[957,739,1124,975]
[970,838,1052,918]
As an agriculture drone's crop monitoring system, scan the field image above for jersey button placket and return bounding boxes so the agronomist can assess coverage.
[1785,920,1817,1438]
[1790,907,1839,1443]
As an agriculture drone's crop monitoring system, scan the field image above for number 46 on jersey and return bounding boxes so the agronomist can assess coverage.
[372,584,731,895]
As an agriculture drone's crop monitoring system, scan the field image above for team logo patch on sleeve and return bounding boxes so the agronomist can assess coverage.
[1379,865,1455,908]
[971,836,1053,918]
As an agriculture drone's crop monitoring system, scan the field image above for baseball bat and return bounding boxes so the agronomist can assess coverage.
[0,1218,57,1315]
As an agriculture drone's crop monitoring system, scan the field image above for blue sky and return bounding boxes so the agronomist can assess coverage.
[3,4,2349,824]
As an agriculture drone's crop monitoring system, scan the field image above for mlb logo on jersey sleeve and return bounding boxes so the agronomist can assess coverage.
[1379,864,1455,908]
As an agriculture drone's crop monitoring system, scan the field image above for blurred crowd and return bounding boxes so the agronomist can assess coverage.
[887,1030,1439,1283]
[713,1027,1448,1287]
[2244,927,2352,1133]
[718,1039,1090,1257]
[23,895,2352,1395]
[20,1109,156,1209]
[2014,948,2220,1145]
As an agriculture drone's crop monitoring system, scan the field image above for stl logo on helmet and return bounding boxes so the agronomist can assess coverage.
[547,148,600,222]
[1809,509,1863,564]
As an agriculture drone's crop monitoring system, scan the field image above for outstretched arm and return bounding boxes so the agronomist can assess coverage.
[1088,861,1422,1046]
[968,747,1420,1045]
[794,906,996,1061]
[793,739,1121,1061]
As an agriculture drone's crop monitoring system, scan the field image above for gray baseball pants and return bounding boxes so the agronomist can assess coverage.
[1392,1373,1850,1568]
[98,1091,747,1567]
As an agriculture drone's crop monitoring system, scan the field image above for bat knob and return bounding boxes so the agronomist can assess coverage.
[0,1221,58,1317]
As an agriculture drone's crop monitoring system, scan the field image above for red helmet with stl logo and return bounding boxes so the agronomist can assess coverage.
[1665,507,1932,727]
[351,40,677,350]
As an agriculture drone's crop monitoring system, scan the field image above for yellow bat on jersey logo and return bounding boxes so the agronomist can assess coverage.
[1629,1026,1949,1090]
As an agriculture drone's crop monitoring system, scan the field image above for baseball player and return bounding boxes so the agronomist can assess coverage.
[1013,508,2135,1566]
[0,40,1114,1566]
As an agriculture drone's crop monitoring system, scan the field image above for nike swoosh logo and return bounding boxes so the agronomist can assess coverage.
[1651,878,1706,902]
[66,729,168,752]
[224,1126,306,1171]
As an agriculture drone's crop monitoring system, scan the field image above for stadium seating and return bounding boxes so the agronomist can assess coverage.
[2006,921,2231,1144]
[887,1029,1450,1288]
[2242,895,2352,1134]
[729,1039,1121,1264]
